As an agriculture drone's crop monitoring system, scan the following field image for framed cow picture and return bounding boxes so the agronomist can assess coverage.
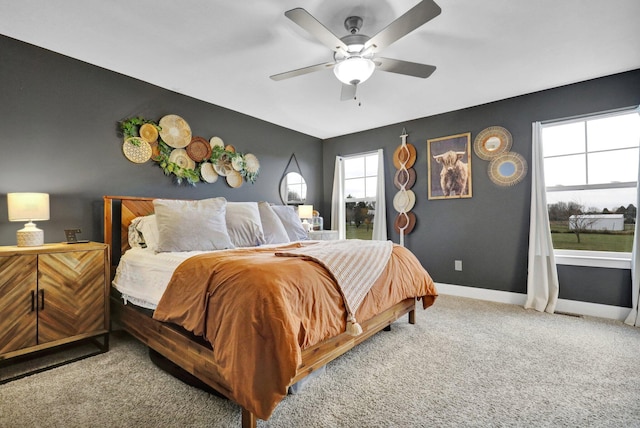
[427,132,472,200]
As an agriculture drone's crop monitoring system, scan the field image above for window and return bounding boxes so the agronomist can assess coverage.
[344,152,378,240]
[282,172,306,204]
[542,109,640,264]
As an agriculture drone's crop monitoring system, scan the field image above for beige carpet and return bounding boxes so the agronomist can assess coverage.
[1,295,639,427]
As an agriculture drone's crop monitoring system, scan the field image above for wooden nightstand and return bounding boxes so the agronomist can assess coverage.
[0,242,110,383]
[308,230,339,241]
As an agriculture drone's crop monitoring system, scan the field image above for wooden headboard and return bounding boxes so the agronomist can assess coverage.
[103,195,156,273]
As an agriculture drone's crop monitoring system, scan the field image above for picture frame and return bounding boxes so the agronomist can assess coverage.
[427,132,472,200]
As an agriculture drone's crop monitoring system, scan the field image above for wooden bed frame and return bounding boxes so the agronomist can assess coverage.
[103,195,416,428]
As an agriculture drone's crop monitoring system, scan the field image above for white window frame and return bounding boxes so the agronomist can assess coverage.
[343,151,379,239]
[542,107,640,269]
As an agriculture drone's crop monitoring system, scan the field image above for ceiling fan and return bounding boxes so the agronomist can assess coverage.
[270,1,441,101]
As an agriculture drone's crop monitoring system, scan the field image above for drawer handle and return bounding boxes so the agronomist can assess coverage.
[31,290,35,312]
[39,289,45,311]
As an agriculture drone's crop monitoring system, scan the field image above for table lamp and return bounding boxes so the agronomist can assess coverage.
[298,204,313,233]
[7,192,50,246]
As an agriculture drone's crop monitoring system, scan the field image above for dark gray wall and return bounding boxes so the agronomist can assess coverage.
[0,35,322,245]
[323,69,640,307]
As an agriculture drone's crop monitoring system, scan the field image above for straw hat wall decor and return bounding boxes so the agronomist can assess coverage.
[119,116,260,187]
[393,129,417,246]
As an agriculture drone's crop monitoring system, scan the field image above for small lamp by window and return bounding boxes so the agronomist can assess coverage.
[298,204,313,233]
[7,193,50,247]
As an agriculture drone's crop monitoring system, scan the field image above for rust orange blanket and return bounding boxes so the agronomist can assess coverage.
[152,242,437,420]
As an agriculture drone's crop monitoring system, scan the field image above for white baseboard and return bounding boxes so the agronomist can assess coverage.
[435,282,630,322]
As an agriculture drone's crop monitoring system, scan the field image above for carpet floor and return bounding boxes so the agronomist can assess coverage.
[1,295,639,427]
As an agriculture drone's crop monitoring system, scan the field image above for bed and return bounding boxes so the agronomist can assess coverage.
[104,195,437,427]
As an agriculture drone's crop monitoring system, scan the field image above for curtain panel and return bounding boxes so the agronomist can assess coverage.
[625,143,640,327]
[525,122,559,313]
[331,156,346,240]
[372,149,387,241]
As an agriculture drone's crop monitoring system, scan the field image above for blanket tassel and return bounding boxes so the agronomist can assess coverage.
[346,315,363,336]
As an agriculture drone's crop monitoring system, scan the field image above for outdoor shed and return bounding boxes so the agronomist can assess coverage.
[568,214,625,231]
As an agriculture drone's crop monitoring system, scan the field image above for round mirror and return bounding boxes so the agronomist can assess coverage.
[484,136,502,151]
[280,172,307,205]
[488,152,527,186]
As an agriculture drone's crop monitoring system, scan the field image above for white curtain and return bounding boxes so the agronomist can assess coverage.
[625,145,640,327]
[525,122,559,313]
[372,148,387,241]
[331,156,346,239]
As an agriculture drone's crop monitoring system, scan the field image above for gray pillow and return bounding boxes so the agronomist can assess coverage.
[258,202,290,244]
[271,205,309,242]
[225,202,266,247]
[153,198,234,252]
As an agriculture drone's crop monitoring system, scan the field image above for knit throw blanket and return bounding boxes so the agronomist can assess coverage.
[275,239,394,336]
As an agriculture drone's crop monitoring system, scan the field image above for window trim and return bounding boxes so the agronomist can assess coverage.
[543,106,639,267]
[343,151,379,200]
[554,249,631,269]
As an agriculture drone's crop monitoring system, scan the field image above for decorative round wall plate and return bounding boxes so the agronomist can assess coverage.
[393,143,417,169]
[159,114,192,148]
[488,152,527,186]
[474,126,512,160]
[210,136,224,148]
[186,136,212,162]
[168,148,196,170]
[393,189,416,213]
[213,156,233,177]
[122,137,152,163]
[139,123,159,143]
[244,153,260,174]
[226,170,243,188]
[394,167,416,190]
[200,162,219,183]
[394,211,416,235]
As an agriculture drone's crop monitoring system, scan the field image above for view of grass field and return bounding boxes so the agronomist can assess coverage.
[549,221,634,252]
[345,224,373,240]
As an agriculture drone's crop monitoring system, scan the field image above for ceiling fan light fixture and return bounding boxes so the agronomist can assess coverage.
[333,57,375,85]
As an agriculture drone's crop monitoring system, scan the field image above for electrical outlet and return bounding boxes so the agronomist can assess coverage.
[454,260,463,271]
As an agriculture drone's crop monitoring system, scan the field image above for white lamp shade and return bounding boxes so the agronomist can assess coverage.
[8,193,50,221]
[298,204,314,219]
[333,57,375,85]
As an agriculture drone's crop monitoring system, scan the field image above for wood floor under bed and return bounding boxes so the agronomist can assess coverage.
[104,195,416,428]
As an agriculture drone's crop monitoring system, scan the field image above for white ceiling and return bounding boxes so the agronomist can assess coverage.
[1,0,639,139]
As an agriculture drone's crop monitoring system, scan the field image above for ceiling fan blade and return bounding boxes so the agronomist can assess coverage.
[270,61,335,81]
[340,83,357,101]
[285,8,349,53]
[375,57,436,78]
[364,0,441,52]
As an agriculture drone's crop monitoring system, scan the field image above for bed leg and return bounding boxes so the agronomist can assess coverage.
[408,309,416,325]
[241,407,257,428]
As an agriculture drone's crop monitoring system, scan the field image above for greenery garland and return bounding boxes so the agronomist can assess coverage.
[119,116,258,186]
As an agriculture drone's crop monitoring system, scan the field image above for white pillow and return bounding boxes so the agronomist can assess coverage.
[258,202,290,245]
[225,202,266,247]
[153,198,234,252]
[127,215,159,250]
[128,217,145,249]
[271,205,309,242]
[137,214,159,252]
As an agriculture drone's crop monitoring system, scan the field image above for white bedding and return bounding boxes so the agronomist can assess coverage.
[112,247,210,309]
[112,244,305,309]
